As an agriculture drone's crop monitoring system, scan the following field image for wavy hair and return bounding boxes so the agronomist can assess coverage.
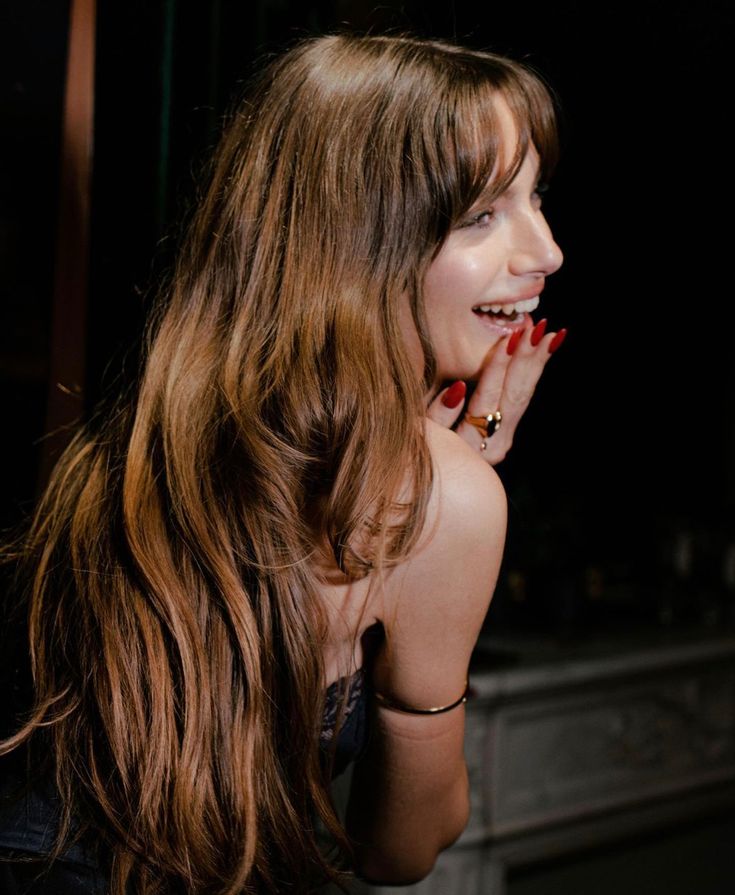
[1,33,558,894]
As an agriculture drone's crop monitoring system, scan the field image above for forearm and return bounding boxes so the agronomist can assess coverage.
[345,707,470,885]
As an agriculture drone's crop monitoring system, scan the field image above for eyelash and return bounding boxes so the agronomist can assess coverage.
[466,209,494,228]
[462,182,550,228]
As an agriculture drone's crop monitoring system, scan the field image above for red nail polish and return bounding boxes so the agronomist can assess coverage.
[548,328,567,354]
[506,329,523,356]
[530,318,547,347]
[441,380,467,408]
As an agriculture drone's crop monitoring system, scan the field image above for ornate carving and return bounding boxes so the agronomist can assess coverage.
[489,669,735,832]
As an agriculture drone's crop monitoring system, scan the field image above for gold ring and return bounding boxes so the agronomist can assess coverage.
[464,410,502,439]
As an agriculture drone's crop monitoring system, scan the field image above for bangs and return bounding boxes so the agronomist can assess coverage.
[431,51,559,229]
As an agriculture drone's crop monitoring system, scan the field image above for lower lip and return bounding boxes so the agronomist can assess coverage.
[473,310,532,334]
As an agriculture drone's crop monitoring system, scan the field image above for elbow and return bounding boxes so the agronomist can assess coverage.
[353,794,470,886]
[444,796,471,849]
[354,847,439,887]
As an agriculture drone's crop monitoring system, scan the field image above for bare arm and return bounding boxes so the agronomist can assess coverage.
[346,421,507,884]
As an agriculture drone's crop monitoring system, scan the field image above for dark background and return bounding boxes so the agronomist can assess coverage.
[2,5,734,894]
[2,0,734,634]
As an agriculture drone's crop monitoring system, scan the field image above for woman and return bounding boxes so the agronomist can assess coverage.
[0,32,564,894]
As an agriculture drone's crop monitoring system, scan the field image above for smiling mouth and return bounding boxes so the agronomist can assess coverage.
[472,295,540,323]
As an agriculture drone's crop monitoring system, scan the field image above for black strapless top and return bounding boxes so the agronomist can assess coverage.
[321,667,369,778]
[0,669,369,871]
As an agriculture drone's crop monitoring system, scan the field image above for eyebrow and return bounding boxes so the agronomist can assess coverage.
[469,183,501,210]
[468,183,509,212]
[471,165,542,210]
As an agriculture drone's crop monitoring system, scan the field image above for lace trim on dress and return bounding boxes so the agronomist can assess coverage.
[319,668,366,745]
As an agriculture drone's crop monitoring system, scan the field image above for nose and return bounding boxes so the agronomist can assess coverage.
[508,212,563,278]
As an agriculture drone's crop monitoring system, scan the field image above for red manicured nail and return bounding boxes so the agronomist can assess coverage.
[530,319,547,347]
[548,328,567,354]
[506,329,523,356]
[441,380,467,408]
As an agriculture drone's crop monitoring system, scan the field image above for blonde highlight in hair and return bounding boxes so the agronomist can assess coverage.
[2,33,558,893]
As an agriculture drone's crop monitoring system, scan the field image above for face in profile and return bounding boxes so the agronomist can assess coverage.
[421,100,563,384]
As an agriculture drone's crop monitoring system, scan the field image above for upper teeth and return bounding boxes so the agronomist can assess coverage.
[476,296,540,315]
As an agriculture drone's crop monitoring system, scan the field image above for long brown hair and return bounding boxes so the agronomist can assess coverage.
[2,34,558,894]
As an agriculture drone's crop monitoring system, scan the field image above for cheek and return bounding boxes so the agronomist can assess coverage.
[425,255,460,299]
[422,272,452,323]
[424,250,486,308]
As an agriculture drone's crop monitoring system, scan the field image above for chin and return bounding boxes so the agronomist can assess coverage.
[433,336,508,386]
[440,355,494,384]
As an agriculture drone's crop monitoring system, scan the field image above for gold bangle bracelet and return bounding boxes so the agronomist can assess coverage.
[373,680,469,715]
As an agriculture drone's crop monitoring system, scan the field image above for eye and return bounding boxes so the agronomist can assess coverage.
[460,208,495,228]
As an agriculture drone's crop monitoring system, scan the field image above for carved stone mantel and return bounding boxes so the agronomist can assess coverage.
[351,626,735,894]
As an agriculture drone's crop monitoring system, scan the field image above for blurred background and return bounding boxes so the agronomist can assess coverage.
[2,1,733,893]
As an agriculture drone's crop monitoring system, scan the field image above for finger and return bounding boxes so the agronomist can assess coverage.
[547,328,567,355]
[466,332,516,418]
[500,322,554,409]
[426,379,467,429]
[459,322,562,464]
[505,321,568,402]
[454,332,517,460]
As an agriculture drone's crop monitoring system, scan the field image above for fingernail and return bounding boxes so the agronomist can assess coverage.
[506,329,523,356]
[548,328,567,354]
[530,319,547,347]
[441,380,467,408]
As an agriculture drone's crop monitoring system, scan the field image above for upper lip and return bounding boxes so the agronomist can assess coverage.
[473,285,544,309]
[472,285,544,316]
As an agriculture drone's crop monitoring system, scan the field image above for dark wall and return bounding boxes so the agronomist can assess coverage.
[3,0,733,631]
[1,0,69,528]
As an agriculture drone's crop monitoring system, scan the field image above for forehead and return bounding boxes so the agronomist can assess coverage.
[467,148,539,214]
[485,96,526,186]
[457,96,529,212]
[493,98,520,166]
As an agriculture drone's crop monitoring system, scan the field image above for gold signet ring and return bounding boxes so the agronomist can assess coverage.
[464,410,502,439]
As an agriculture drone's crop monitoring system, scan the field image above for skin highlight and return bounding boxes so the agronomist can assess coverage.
[422,108,563,384]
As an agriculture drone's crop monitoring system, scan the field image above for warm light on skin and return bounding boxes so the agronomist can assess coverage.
[405,99,564,388]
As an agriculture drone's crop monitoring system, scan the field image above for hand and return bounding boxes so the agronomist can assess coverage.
[427,319,567,465]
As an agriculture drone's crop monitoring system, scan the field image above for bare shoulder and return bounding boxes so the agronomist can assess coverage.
[410,419,507,608]
[423,418,506,536]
